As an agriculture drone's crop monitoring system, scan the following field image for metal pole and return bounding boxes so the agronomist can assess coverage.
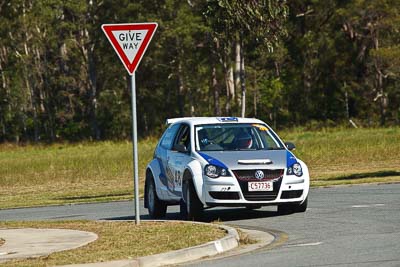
[131,72,140,225]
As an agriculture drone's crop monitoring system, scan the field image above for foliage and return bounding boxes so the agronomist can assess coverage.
[0,1,400,143]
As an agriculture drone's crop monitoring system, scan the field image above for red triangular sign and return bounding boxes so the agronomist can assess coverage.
[102,23,158,75]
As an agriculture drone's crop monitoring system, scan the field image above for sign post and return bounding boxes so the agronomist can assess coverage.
[130,73,140,225]
[102,23,158,225]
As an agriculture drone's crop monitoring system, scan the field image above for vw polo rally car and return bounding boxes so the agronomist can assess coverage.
[144,117,310,220]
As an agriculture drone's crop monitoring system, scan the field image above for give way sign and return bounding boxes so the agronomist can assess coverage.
[101,22,158,225]
[101,23,158,75]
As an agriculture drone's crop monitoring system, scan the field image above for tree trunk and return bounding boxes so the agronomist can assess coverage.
[23,49,39,142]
[0,48,6,140]
[212,65,220,116]
[22,2,39,142]
[78,1,100,140]
[372,30,387,126]
[188,87,195,116]
[376,70,387,126]
[177,60,185,117]
[239,34,246,118]
[225,64,234,116]
[235,38,241,112]
[253,88,257,117]
[252,72,258,118]
[212,38,221,116]
[88,43,100,139]
[345,89,349,120]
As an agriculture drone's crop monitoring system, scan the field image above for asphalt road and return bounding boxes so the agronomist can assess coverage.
[1,183,399,267]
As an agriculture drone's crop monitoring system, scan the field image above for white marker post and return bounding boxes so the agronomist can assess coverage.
[102,23,158,225]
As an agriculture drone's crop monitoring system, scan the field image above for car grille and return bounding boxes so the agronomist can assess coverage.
[232,169,284,201]
[232,169,284,181]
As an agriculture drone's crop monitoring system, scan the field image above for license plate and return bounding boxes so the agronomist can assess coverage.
[248,181,273,191]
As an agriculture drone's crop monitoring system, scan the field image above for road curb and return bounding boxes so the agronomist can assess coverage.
[61,221,239,267]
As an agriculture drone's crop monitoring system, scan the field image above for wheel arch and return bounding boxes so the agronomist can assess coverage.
[184,160,205,205]
[144,167,154,209]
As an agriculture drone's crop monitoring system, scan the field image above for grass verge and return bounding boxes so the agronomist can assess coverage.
[279,127,400,181]
[0,220,226,267]
[0,127,399,209]
[0,139,155,209]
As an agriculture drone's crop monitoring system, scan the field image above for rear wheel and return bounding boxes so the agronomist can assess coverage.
[181,179,203,221]
[146,176,167,219]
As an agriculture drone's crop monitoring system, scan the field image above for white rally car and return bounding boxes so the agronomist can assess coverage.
[144,117,310,220]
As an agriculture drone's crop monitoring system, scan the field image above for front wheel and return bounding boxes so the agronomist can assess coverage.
[180,179,203,221]
[277,197,308,214]
[294,197,308,213]
[146,177,167,219]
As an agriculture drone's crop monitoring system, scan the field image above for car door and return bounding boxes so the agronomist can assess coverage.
[155,123,180,199]
[167,124,192,200]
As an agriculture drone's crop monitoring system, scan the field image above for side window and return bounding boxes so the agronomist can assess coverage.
[160,124,180,149]
[174,125,191,152]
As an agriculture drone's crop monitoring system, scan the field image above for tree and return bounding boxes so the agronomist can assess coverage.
[339,0,400,125]
[204,0,288,117]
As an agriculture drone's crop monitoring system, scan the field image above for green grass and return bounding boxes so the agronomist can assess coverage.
[278,127,400,184]
[0,127,399,209]
[0,220,225,267]
[0,139,156,209]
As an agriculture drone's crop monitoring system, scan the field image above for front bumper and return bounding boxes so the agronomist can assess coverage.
[203,174,308,207]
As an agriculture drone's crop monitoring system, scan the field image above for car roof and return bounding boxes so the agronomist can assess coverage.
[166,117,267,126]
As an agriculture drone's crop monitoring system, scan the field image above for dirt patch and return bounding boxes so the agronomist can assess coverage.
[237,229,257,245]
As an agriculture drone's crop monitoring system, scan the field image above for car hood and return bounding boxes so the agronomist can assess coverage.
[198,150,292,170]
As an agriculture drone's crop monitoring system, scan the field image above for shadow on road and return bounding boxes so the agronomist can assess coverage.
[323,170,400,181]
[103,206,290,223]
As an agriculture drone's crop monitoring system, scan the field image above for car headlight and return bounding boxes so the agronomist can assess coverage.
[204,164,228,178]
[286,163,303,177]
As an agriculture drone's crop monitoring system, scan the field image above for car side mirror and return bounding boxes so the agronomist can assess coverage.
[173,144,188,153]
[285,142,296,151]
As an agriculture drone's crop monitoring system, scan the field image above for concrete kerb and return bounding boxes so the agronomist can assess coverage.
[58,220,240,267]
[138,221,239,267]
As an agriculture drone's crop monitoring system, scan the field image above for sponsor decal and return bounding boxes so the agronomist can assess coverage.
[217,117,238,122]
[252,124,268,131]
[198,152,228,169]
[286,150,298,168]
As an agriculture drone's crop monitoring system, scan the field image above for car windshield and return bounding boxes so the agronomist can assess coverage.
[195,123,284,151]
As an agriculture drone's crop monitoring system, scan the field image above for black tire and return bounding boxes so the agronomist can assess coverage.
[145,176,167,219]
[277,197,308,214]
[277,203,294,214]
[180,179,203,221]
[293,197,308,213]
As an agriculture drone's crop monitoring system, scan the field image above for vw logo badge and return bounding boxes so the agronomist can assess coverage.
[255,170,264,180]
